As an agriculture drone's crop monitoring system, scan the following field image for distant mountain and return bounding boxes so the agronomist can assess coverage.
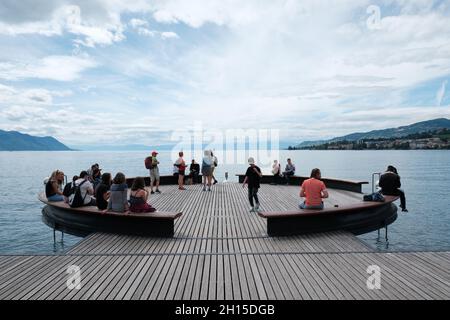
[70,144,175,151]
[0,130,72,151]
[295,118,450,148]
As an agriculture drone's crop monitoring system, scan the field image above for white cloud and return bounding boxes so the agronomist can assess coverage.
[0,84,74,107]
[23,89,53,104]
[0,55,97,81]
[160,31,179,39]
[129,18,148,28]
[136,27,156,37]
[0,1,153,47]
[1,0,450,145]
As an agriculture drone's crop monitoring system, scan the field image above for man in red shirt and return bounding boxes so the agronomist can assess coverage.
[300,168,329,210]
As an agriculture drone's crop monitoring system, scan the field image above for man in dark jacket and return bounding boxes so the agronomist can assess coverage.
[379,165,408,212]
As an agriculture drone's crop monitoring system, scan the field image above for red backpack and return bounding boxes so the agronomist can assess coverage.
[144,156,152,169]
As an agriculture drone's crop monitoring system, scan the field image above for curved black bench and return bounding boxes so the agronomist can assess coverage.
[258,196,399,236]
[236,174,369,193]
[39,193,182,237]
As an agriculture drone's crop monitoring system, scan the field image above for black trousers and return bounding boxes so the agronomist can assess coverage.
[383,189,406,209]
[284,172,294,184]
[248,186,259,207]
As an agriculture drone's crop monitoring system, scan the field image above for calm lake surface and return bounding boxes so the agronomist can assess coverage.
[0,150,449,254]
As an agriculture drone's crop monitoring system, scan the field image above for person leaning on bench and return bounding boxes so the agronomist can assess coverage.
[299,168,329,210]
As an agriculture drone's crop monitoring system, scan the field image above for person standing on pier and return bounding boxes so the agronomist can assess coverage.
[379,165,408,212]
[145,151,161,194]
[174,151,187,190]
[211,151,219,185]
[242,157,263,213]
[201,150,213,191]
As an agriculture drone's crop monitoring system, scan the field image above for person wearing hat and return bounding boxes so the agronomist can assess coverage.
[242,157,263,213]
[149,151,161,194]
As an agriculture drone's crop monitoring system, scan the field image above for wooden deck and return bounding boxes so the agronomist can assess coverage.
[0,183,449,300]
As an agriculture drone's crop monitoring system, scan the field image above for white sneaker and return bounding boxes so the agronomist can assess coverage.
[255,204,261,213]
[249,207,255,213]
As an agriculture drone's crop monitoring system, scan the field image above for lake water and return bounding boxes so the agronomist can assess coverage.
[0,150,449,254]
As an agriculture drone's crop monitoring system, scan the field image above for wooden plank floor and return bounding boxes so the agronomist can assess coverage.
[0,252,448,300]
[0,183,449,300]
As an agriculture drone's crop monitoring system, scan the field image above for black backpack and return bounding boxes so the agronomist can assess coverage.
[63,182,73,197]
[69,180,88,208]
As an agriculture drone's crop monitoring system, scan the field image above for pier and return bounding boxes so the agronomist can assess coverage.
[0,183,449,300]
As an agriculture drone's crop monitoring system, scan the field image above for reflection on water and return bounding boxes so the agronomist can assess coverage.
[0,150,449,254]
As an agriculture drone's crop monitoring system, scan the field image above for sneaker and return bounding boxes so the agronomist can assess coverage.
[213,180,218,185]
[208,187,211,192]
[203,186,206,191]
[151,191,155,195]
[249,207,255,213]
[155,189,161,194]
[402,208,409,212]
[255,204,261,213]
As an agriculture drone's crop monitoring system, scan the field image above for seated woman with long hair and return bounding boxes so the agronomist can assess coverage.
[106,172,129,213]
[46,170,65,202]
[129,177,156,213]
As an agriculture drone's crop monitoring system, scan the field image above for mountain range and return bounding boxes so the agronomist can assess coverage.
[0,130,71,151]
[293,118,450,148]
[2,118,450,151]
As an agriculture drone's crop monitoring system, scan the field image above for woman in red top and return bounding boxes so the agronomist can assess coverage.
[299,168,329,210]
[175,151,187,190]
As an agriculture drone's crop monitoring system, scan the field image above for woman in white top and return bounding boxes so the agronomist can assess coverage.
[271,160,281,185]
[201,150,213,191]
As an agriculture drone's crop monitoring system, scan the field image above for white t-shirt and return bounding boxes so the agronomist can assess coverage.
[71,178,94,205]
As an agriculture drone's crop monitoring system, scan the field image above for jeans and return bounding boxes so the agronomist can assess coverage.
[299,201,324,210]
[47,194,64,202]
[248,186,259,207]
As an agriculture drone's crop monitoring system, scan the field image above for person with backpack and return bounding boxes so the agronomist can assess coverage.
[379,165,408,212]
[63,175,78,203]
[242,157,263,213]
[201,150,213,191]
[45,170,65,202]
[69,171,96,207]
[145,151,161,194]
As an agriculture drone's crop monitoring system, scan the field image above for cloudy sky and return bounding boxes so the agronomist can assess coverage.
[0,0,450,147]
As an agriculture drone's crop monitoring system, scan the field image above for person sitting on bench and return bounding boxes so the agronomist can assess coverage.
[188,159,200,185]
[282,158,296,185]
[379,165,408,212]
[299,168,328,210]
